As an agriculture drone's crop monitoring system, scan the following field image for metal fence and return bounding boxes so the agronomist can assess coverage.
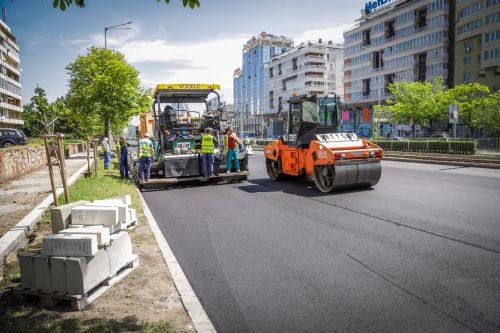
[476,138,500,152]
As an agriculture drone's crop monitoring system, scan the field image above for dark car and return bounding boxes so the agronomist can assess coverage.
[430,133,450,140]
[0,128,28,147]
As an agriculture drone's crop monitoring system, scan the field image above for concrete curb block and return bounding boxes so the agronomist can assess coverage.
[136,189,216,333]
[0,159,92,267]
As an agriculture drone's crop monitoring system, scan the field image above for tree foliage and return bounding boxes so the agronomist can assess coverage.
[52,0,200,10]
[381,77,447,136]
[65,47,148,139]
[23,87,62,136]
[442,83,490,131]
[480,91,500,136]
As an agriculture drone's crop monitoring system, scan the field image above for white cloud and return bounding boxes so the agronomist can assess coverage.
[117,34,249,103]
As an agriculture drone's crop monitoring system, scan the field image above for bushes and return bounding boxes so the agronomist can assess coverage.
[372,139,476,154]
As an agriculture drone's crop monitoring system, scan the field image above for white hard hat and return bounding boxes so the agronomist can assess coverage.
[144,133,150,137]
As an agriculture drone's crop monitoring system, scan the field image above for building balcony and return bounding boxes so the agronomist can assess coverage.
[0,117,23,125]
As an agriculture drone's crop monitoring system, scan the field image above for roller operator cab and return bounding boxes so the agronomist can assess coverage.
[264,95,383,193]
[132,83,249,189]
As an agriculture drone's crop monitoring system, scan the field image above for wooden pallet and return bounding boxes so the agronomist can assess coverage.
[15,255,139,310]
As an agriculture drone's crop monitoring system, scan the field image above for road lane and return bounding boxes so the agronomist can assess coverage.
[143,153,500,332]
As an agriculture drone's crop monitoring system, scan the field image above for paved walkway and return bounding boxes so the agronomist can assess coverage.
[0,152,92,237]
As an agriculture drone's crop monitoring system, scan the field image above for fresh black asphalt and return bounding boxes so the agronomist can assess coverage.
[143,153,500,333]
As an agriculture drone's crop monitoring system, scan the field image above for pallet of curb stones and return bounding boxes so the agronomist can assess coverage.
[15,255,139,310]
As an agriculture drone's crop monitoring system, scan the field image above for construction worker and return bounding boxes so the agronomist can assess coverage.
[225,127,240,173]
[201,127,218,177]
[101,137,111,169]
[138,132,154,182]
[118,136,129,179]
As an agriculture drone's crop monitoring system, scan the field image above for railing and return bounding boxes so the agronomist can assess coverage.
[476,138,500,152]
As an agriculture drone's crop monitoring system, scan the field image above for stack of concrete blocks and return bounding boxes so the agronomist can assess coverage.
[18,195,138,298]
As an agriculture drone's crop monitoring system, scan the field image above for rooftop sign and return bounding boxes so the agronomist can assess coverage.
[363,0,394,15]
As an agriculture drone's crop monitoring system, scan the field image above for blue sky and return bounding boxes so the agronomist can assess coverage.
[2,0,364,104]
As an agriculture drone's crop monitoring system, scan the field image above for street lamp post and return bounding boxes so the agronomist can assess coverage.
[104,21,132,49]
[103,21,132,147]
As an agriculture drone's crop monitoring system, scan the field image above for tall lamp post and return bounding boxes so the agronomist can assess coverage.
[103,21,132,147]
[104,21,132,49]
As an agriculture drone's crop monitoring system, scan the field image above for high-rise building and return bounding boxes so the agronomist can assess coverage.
[454,0,500,91]
[233,32,293,118]
[266,40,344,114]
[343,0,454,107]
[0,18,22,128]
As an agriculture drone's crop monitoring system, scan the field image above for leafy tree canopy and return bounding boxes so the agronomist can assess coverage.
[52,0,200,11]
[65,46,149,139]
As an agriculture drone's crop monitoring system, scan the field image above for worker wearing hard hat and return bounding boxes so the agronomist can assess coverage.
[138,133,154,182]
[201,127,219,177]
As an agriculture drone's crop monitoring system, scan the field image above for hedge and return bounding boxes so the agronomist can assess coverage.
[253,138,476,154]
[371,139,476,154]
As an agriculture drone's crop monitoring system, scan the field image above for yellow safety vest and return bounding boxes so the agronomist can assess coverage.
[139,138,153,157]
[201,133,215,153]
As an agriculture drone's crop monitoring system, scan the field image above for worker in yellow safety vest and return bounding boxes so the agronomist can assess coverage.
[138,133,154,182]
[201,127,219,177]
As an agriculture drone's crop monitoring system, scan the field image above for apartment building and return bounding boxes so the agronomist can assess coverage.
[343,0,453,107]
[454,0,500,91]
[265,40,344,114]
[0,18,22,127]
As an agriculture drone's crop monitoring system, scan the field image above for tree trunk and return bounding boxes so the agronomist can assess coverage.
[104,117,113,148]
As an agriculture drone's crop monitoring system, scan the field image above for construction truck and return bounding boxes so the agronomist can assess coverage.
[264,94,382,193]
[132,83,249,190]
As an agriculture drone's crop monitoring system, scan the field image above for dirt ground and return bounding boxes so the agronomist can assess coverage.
[0,208,195,332]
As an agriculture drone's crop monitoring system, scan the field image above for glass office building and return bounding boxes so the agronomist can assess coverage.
[233,32,293,118]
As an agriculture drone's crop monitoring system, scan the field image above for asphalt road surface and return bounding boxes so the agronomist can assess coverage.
[143,153,500,333]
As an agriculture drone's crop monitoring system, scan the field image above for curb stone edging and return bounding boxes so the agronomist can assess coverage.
[136,189,217,333]
[0,159,92,271]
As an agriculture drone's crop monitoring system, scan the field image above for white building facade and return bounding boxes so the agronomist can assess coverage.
[0,18,22,127]
[343,0,453,106]
[265,40,344,114]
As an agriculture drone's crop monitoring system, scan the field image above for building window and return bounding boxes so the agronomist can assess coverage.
[362,29,371,46]
[485,12,500,25]
[478,70,486,78]
[416,53,427,81]
[385,19,395,39]
[415,7,427,29]
[464,41,472,52]
[459,1,482,18]
[278,64,282,75]
[463,73,471,83]
[458,18,483,35]
[373,51,383,69]
[269,91,274,109]
[485,30,500,42]
[292,58,298,70]
[362,78,371,97]
[495,67,500,76]
[269,67,273,78]
[486,0,500,6]
[484,48,500,60]
[463,57,472,65]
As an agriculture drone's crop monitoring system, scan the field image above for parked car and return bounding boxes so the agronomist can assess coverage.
[430,133,450,140]
[0,128,27,147]
[392,136,408,141]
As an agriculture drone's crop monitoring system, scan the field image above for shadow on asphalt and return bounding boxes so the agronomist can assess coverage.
[238,177,374,197]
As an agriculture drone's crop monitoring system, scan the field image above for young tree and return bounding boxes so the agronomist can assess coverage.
[52,0,200,10]
[384,77,447,137]
[66,47,147,143]
[23,87,60,136]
